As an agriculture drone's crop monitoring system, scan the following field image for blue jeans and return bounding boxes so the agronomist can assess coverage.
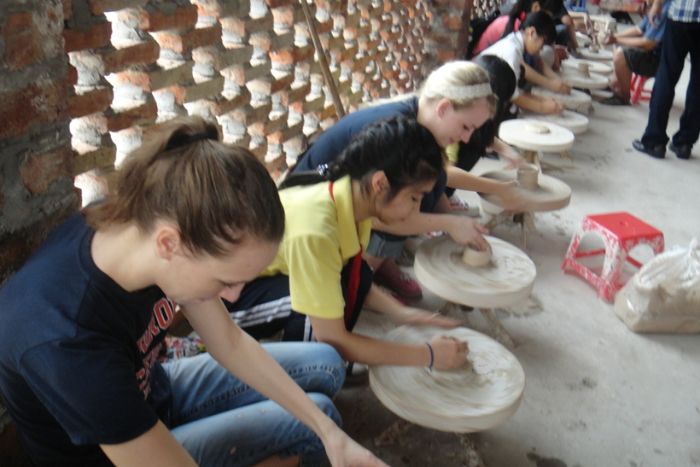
[162,342,345,466]
[641,19,700,149]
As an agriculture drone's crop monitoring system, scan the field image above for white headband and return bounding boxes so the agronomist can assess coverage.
[451,82,493,100]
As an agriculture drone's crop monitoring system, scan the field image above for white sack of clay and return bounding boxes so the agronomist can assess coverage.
[615,238,700,333]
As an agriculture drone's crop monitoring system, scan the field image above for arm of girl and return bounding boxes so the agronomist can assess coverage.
[310,315,468,370]
[372,212,489,250]
[182,299,387,467]
[445,166,524,210]
[363,283,461,328]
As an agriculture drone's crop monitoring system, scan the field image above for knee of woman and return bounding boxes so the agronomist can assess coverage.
[315,343,346,381]
[308,393,343,427]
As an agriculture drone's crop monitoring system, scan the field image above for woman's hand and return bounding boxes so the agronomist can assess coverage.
[495,180,526,211]
[542,98,564,114]
[400,307,462,328]
[549,79,572,95]
[430,335,470,370]
[445,216,489,251]
[323,425,389,467]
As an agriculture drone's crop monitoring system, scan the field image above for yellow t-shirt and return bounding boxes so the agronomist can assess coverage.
[262,176,372,319]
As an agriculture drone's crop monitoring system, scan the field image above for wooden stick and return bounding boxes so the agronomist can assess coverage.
[299,0,346,118]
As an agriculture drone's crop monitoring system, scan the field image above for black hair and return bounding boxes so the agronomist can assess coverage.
[503,0,537,37]
[521,11,557,45]
[280,116,444,200]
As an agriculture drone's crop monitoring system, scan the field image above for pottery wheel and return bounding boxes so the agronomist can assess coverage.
[498,119,574,153]
[579,47,613,61]
[521,110,589,134]
[531,86,592,113]
[575,32,592,47]
[369,326,525,432]
[478,168,572,214]
[414,235,536,309]
[560,70,610,89]
[561,58,613,76]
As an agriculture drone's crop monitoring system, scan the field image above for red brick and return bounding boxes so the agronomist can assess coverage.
[0,81,67,140]
[143,4,198,32]
[63,0,73,20]
[106,99,158,131]
[104,40,160,73]
[152,24,221,55]
[2,12,43,69]
[69,87,114,119]
[87,0,148,15]
[63,21,112,52]
[442,13,464,31]
[20,144,73,195]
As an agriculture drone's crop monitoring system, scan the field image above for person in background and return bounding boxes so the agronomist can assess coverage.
[601,0,670,105]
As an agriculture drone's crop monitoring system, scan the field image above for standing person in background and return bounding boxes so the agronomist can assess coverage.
[0,117,386,467]
[633,0,700,159]
[292,61,520,301]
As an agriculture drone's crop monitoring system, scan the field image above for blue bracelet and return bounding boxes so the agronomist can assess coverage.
[425,342,434,370]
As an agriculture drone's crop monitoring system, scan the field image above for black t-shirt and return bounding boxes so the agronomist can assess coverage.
[293,98,449,211]
[0,214,174,466]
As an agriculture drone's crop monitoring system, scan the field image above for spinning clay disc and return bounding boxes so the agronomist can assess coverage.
[561,58,613,75]
[414,235,536,308]
[531,87,592,113]
[521,110,589,134]
[498,119,575,152]
[478,168,572,214]
[369,326,525,432]
[560,70,610,89]
[579,47,613,61]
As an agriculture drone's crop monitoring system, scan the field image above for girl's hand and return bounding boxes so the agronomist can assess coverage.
[445,216,489,251]
[543,99,564,114]
[430,335,469,370]
[323,425,389,467]
[401,308,462,328]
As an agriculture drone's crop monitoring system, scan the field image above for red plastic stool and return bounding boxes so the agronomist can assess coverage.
[630,74,652,105]
[561,212,664,302]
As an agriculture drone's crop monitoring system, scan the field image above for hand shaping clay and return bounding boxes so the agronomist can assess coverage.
[562,57,613,76]
[478,168,572,214]
[462,245,492,267]
[369,326,525,433]
[531,86,593,113]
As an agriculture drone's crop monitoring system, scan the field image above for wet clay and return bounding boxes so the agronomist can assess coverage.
[369,325,525,432]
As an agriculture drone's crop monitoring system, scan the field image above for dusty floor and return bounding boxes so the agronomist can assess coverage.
[340,62,700,466]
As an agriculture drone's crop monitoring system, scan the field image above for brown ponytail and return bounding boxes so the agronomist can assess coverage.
[84,117,284,256]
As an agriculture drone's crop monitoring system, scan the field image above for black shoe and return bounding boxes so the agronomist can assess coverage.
[632,139,665,159]
[669,142,692,160]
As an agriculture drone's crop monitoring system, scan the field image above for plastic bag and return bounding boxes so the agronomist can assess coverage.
[614,238,700,333]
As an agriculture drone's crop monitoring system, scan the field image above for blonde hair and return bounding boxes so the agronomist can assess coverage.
[418,61,498,115]
[85,117,285,256]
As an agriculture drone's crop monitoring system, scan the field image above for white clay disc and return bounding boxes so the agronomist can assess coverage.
[414,235,536,308]
[369,326,525,432]
[478,168,572,213]
[498,119,575,152]
[560,70,610,89]
[531,87,592,114]
[579,47,613,61]
[575,32,592,47]
[520,110,589,134]
[561,57,613,76]
[591,89,614,100]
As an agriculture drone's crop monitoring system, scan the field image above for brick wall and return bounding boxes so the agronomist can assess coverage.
[0,0,474,276]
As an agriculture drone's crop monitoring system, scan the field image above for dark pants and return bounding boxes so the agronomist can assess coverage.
[641,19,700,149]
[225,260,374,342]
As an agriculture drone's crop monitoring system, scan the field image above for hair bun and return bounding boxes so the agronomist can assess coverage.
[165,123,220,151]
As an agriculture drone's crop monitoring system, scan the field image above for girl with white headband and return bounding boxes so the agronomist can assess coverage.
[293,61,522,300]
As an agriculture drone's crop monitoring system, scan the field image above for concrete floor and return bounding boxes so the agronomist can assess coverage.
[342,63,700,467]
